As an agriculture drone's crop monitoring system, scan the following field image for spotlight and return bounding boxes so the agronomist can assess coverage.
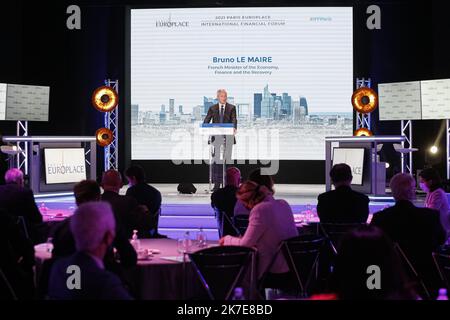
[385,162,390,169]
[351,87,378,114]
[95,128,114,147]
[430,145,439,154]
[92,86,118,112]
[354,128,373,137]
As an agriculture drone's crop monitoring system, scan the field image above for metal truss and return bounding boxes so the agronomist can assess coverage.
[104,79,119,171]
[447,120,450,179]
[401,120,413,175]
[16,120,28,174]
[355,78,372,130]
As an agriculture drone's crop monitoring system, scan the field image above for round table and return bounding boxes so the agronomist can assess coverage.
[35,238,217,300]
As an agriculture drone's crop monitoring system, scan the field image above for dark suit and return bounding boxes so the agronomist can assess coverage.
[0,183,43,243]
[211,185,239,236]
[203,103,237,188]
[203,103,237,129]
[48,252,132,300]
[52,214,137,269]
[101,191,151,239]
[126,183,162,237]
[371,200,446,294]
[317,186,369,223]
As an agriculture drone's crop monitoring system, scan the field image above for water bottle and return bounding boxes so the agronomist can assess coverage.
[197,227,207,248]
[130,229,140,251]
[183,231,192,253]
[437,288,448,300]
[231,287,245,300]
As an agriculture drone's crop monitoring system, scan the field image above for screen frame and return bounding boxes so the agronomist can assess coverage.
[332,147,365,186]
[43,147,87,185]
[123,3,356,184]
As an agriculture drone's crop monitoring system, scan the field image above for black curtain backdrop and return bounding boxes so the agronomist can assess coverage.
[0,0,449,184]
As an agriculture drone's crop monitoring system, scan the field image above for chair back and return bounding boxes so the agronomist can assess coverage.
[281,234,326,296]
[394,243,431,299]
[213,207,239,238]
[232,215,249,236]
[189,246,255,300]
[0,268,17,300]
[433,250,450,291]
[320,223,366,255]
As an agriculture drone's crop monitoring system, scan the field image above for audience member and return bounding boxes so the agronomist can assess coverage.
[419,168,450,240]
[233,168,274,216]
[52,180,137,268]
[0,168,43,243]
[101,169,151,238]
[211,167,241,236]
[371,173,446,297]
[48,202,132,300]
[219,181,298,282]
[125,165,164,238]
[317,163,369,223]
[0,209,35,299]
[332,225,415,300]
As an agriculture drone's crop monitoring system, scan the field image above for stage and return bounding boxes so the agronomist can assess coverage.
[37,184,419,241]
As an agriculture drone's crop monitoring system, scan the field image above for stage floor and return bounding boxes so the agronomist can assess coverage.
[38,184,423,240]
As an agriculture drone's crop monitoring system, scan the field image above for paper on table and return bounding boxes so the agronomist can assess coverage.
[160,256,189,263]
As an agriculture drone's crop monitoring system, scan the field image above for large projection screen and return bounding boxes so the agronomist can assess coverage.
[130,7,353,160]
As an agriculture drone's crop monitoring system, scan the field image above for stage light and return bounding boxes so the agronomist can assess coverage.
[351,87,378,114]
[430,145,439,154]
[95,128,113,147]
[92,86,118,112]
[354,128,374,137]
[385,162,390,169]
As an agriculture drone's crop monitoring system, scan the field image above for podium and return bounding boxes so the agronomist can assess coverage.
[1,136,96,195]
[325,136,405,196]
[199,123,234,190]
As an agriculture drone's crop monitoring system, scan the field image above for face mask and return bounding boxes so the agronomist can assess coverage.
[420,182,429,193]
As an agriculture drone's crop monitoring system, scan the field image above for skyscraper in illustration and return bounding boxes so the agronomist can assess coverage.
[253,93,262,118]
[169,99,175,116]
[300,97,308,115]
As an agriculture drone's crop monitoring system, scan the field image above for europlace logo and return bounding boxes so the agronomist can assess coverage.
[156,14,189,28]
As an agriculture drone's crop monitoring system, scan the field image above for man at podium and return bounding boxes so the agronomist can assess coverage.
[203,89,237,191]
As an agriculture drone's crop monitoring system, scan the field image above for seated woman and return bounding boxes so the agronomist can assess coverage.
[233,168,275,217]
[419,168,450,242]
[219,180,298,282]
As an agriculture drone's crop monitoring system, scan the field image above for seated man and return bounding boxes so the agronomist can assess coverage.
[125,165,164,238]
[48,202,132,300]
[52,180,137,269]
[317,163,369,224]
[0,168,43,243]
[101,169,151,239]
[211,167,241,237]
[371,173,446,297]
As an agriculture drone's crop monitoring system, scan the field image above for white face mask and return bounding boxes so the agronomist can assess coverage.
[420,182,430,193]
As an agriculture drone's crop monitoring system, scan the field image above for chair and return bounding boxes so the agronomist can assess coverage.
[233,215,249,236]
[433,251,450,291]
[0,268,18,300]
[281,234,326,297]
[213,207,239,238]
[189,246,256,300]
[394,243,431,299]
[319,223,366,255]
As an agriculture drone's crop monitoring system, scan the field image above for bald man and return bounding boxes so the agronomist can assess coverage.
[0,169,42,243]
[371,173,445,297]
[101,170,151,239]
[211,167,241,237]
[203,89,237,191]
